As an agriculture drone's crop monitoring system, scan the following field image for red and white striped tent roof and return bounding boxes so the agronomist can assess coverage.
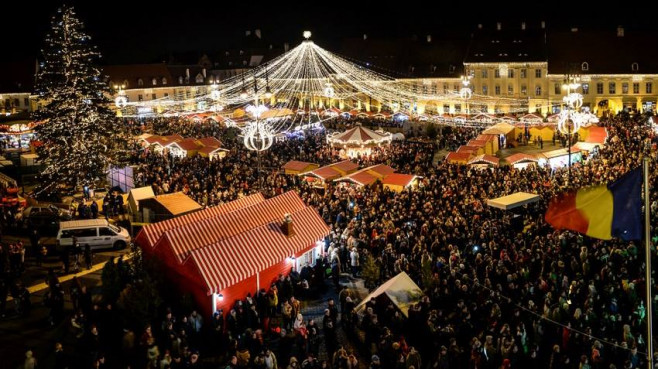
[505,153,538,165]
[188,203,330,294]
[327,125,392,146]
[135,193,265,249]
[468,154,500,166]
[157,191,306,262]
[585,126,608,144]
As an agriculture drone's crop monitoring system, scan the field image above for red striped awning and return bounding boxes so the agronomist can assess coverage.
[160,191,306,262]
[190,206,330,294]
[135,193,265,249]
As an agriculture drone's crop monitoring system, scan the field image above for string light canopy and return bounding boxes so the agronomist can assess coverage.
[117,33,527,130]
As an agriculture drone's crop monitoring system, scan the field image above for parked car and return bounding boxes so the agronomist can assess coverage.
[57,219,131,251]
[23,205,72,220]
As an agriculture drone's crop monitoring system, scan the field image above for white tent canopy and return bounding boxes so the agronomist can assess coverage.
[487,192,541,210]
[355,272,423,318]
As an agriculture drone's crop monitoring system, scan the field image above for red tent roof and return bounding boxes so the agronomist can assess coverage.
[468,154,500,166]
[197,137,222,148]
[446,152,472,162]
[188,204,330,294]
[282,160,317,172]
[585,126,608,144]
[467,139,488,147]
[505,153,538,164]
[382,173,416,187]
[157,191,307,262]
[456,146,479,153]
[171,138,202,151]
[135,193,265,249]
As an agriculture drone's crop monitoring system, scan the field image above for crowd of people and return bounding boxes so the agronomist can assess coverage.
[5,112,658,369]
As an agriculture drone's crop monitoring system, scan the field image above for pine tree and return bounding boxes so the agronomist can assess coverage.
[34,5,128,196]
[361,253,381,291]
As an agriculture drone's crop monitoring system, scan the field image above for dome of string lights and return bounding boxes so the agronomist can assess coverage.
[115,32,527,133]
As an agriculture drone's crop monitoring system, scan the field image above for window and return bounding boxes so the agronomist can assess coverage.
[535,104,542,113]
[152,78,157,86]
[73,228,97,238]
[632,63,639,71]
[633,83,640,94]
[432,84,437,94]
[162,77,167,85]
[554,83,561,94]
[99,228,116,236]
[151,93,156,100]
[164,93,169,98]
[647,82,653,93]
[508,84,513,95]
[582,83,589,95]
[482,85,488,95]
[508,69,514,78]
[23,97,29,106]
[535,85,542,96]
[453,84,459,91]
[481,69,488,78]
[495,69,500,78]
[596,83,604,94]
[443,83,449,93]
[521,85,527,95]
[443,104,450,113]
[186,91,191,99]
[12,98,19,107]
[138,94,143,101]
[520,69,527,78]
[535,69,542,78]
[622,82,629,94]
[178,76,184,84]
[195,74,204,83]
[137,78,144,86]
[495,85,501,95]
[454,104,461,113]
[581,62,589,71]
[608,82,616,94]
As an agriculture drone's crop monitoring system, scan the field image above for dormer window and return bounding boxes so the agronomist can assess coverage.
[178,76,184,84]
[225,51,229,56]
[137,78,144,86]
[581,62,589,71]
[162,77,167,85]
[632,62,639,71]
[152,78,157,86]
[239,50,244,55]
[195,74,204,83]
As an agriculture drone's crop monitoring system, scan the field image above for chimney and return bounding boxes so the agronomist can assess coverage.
[541,21,546,29]
[426,34,432,43]
[281,213,294,237]
[521,21,526,30]
[245,30,251,36]
[496,22,502,30]
[254,29,262,39]
[202,68,207,78]
[284,43,289,52]
[617,26,624,37]
[477,24,483,29]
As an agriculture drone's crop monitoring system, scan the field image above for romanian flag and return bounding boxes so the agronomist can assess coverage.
[545,168,643,240]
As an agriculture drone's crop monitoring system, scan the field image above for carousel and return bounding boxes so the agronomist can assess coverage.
[326,124,392,158]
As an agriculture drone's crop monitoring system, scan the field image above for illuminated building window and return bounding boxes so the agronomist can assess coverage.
[582,83,589,95]
[152,78,157,86]
[495,69,500,78]
[535,86,542,96]
[581,62,589,71]
[554,83,561,94]
[521,85,527,95]
[137,78,144,86]
[520,69,527,78]
[535,69,542,78]
[162,78,167,85]
[508,69,514,78]
[495,85,501,95]
[596,83,603,94]
[633,83,639,94]
[608,82,616,94]
[647,82,653,93]
[622,83,628,94]
[482,69,488,78]
[508,84,513,95]
[482,85,488,95]
[632,63,639,71]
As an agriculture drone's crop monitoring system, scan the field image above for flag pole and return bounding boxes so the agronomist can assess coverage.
[644,156,653,369]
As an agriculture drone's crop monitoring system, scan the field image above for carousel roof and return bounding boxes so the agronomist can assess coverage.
[327,125,392,146]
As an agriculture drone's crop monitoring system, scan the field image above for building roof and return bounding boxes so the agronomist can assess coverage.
[103,64,173,90]
[547,29,658,74]
[382,173,417,188]
[456,146,480,154]
[445,152,472,162]
[170,137,202,151]
[135,192,266,248]
[198,146,227,155]
[468,154,500,166]
[129,186,155,202]
[464,23,548,63]
[154,192,203,216]
[189,205,329,294]
[159,191,306,262]
[505,153,538,164]
[197,137,222,147]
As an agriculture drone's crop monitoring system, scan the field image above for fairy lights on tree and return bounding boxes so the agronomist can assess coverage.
[34,5,129,196]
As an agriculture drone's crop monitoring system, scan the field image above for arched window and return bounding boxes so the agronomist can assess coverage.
[162,77,167,85]
[178,76,184,84]
[152,78,157,86]
[137,78,144,87]
[195,74,204,83]
[632,62,639,71]
[581,62,589,71]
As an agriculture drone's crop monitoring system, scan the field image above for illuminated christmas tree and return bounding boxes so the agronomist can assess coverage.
[34,5,127,196]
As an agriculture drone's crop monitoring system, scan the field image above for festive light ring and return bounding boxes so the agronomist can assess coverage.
[114,96,127,108]
[557,110,583,135]
[460,87,472,100]
[563,93,583,109]
[243,121,274,151]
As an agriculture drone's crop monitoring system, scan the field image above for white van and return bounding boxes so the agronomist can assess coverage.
[57,219,131,251]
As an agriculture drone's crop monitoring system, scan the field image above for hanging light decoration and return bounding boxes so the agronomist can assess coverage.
[114,95,127,108]
[245,104,269,118]
[323,84,335,98]
[243,121,275,151]
[459,75,473,100]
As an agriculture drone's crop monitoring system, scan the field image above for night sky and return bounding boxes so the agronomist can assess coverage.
[3,1,658,65]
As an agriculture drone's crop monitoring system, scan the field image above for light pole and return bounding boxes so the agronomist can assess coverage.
[560,74,582,183]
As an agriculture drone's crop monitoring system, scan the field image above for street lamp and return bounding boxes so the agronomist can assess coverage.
[560,74,583,183]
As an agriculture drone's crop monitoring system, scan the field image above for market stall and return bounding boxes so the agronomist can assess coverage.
[326,124,392,158]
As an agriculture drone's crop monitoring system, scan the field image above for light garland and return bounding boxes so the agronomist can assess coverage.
[243,121,275,151]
